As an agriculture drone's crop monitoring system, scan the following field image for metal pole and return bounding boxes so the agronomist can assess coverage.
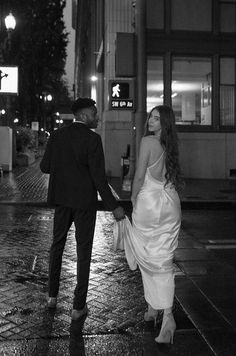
[134,0,146,159]
[123,112,136,191]
[6,30,12,127]
[128,112,136,178]
[122,0,146,191]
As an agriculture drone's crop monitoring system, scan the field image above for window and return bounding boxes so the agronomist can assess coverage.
[146,0,164,29]
[172,57,212,125]
[171,0,212,31]
[147,57,163,113]
[220,0,236,33]
[220,58,235,126]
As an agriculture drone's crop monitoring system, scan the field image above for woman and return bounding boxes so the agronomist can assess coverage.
[122,105,182,344]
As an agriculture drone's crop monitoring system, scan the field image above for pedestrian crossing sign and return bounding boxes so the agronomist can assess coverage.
[109,80,135,111]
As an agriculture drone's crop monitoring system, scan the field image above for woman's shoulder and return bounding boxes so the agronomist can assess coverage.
[141,136,164,157]
[141,135,156,142]
[141,135,162,147]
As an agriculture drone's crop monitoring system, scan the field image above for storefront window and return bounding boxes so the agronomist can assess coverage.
[220,58,235,126]
[172,57,212,125]
[220,1,236,33]
[171,0,212,31]
[146,0,164,29]
[147,57,163,113]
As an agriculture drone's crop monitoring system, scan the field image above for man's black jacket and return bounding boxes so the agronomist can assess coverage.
[40,123,118,210]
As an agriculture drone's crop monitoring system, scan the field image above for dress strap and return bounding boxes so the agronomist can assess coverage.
[147,151,165,170]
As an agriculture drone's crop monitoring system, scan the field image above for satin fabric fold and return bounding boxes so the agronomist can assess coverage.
[114,166,181,310]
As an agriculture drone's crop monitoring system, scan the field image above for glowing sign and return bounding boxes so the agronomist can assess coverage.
[109,80,135,111]
[31,122,39,131]
[0,66,18,94]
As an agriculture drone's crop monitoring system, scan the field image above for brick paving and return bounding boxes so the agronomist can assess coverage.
[0,162,48,203]
[1,203,236,355]
[0,158,236,205]
[0,160,236,354]
[0,204,207,356]
[0,206,151,340]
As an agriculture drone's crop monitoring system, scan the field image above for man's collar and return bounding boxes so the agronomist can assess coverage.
[73,120,85,124]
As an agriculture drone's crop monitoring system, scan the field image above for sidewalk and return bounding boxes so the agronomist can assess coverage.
[2,205,236,355]
[1,159,236,206]
[108,176,236,208]
[0,160,236,355]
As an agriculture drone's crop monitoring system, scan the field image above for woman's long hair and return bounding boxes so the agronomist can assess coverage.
[144,105,183,191]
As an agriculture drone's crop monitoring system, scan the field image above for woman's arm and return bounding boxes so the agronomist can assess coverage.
[131,138,150,206]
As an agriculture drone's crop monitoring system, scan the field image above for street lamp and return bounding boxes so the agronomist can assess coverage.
[40,92,54,130]
[91,75,98,82]
[5,12,16,31]
[0,11,16,64]
[0,12,16,127]
[46,94,53,102]
[4,12,16,56]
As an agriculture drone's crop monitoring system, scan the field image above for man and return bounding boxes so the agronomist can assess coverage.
[40,97,125,320]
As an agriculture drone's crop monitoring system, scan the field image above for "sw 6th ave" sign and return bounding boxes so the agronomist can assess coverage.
[109,80,135,111]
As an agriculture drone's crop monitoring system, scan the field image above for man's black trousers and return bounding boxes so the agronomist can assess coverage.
[48,205,97,310]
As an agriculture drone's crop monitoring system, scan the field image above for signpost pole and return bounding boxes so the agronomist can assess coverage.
[127,111,136,179]
[135,0,146,159]
[6,95,11,126]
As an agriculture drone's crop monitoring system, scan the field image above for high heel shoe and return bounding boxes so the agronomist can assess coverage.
[71,304,88,321]
[144,305,159,327]
[47,297,57,309]
[155,312,176,344]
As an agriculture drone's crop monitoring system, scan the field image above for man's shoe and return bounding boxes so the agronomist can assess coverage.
[71,304,88,320]
[47,297,57,309]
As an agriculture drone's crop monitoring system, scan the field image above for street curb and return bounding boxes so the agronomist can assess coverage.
[0,199,236,210]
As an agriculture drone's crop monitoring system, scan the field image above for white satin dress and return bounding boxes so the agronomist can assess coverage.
[120,151,181,310]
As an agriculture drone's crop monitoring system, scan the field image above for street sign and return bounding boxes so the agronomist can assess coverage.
[109,80,135,111]
[0,66,18,94]
[31,121,39,131]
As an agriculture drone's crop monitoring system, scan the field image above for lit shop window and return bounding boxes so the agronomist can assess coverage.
[172,57,212,125]
[220,58,235,126]
[146,57,164,113]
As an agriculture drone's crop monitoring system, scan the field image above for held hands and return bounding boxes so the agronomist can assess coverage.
[112,206,125,221]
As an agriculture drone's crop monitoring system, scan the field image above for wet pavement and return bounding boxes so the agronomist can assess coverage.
[0,159,236,355]
[1,158,236,207]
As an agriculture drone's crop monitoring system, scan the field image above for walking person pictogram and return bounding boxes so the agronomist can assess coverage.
[112,84,120,98]
[0,70,8,91]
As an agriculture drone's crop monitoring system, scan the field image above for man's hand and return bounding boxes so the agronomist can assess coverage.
[112,206,125,221]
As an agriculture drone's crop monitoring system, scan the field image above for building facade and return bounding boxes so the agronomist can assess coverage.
[73,0,236,179]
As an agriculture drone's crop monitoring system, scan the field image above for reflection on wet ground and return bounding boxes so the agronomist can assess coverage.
[0,207,156,340]
[0,166,49,202]
[0,205,236,355]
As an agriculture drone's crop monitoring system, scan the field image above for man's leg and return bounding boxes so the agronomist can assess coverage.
[48,206,73,297]
[73,207,97,310]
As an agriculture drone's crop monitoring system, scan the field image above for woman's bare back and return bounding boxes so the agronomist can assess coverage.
[145,136,166,182]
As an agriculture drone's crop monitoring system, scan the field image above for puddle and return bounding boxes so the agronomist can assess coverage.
[4,306,33,317]
[13,272,48,285]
